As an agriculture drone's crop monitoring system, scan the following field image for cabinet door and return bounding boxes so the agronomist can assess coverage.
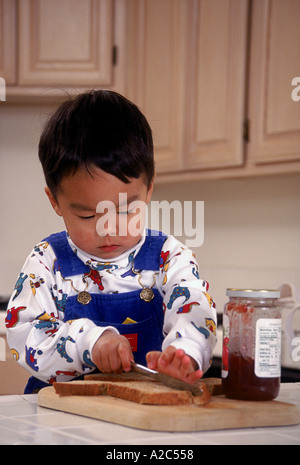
[126,0,187,173]
[248,0,300,165]
[18,0,114,87]
[184,0,248,170]
[0,0,16,84]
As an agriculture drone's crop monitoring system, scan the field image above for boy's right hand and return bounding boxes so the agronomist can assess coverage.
[92,330,133,374]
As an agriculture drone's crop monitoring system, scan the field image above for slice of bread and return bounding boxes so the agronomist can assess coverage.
[53,379,193,405]
[53,380,106,397]
[53,375,213,406]
[106,380,194,405]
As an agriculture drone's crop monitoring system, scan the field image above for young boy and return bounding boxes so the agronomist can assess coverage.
[6,90,217,394]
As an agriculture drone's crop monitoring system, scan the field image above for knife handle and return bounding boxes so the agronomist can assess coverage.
[130,361,158,379]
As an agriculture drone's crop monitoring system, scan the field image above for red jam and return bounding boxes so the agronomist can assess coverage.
[222,353,280,401]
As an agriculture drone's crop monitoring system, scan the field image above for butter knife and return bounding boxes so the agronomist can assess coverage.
[130,361,204,397]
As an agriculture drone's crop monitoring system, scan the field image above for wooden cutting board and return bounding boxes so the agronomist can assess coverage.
[38,384,300,432]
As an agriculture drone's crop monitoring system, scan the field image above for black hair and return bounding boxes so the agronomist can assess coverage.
[38,90,154,197]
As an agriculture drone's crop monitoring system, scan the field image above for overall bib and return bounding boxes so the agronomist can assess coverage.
[24,230,167,394]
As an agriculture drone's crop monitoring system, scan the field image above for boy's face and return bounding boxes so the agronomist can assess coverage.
[45,167,153,259]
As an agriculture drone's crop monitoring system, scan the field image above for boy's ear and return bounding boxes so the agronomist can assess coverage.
[146,176,155,204]
[45,187,63,217]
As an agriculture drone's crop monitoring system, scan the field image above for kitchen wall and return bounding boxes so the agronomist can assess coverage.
[1,103,300,314]
[153,173,300,312]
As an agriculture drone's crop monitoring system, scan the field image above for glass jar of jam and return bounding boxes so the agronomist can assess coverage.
[222,289,281,401]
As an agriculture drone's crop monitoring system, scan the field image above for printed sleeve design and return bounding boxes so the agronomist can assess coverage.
[6,243,103,386]
[158,237,217,372]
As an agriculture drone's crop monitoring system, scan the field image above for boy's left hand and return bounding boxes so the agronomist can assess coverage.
[146,346,203,385]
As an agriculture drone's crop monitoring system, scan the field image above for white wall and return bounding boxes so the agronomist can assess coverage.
[152,174,300,311]
[0,104,64,294]
[1,104,300,313]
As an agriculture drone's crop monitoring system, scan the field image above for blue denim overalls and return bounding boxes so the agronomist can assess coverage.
[24,230,167,393]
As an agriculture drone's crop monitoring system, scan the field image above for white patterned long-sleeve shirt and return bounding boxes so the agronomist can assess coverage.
[6,231,217,386]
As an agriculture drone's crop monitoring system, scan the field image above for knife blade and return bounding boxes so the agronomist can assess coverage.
[130,361,204,397]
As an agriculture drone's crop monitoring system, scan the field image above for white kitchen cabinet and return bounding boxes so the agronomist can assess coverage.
[126,0,187,173]
[18,0,113,87]
[154,0,300,180]
[2,0,300,178]
[183,0,248,171]
[5,0,127,99]
[126,0,248,173]
[0,0,16,84]
[248,0,300,167]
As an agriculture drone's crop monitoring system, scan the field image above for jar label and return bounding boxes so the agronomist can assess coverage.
[255,318,281,378]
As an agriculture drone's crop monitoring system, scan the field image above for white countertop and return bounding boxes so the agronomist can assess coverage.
[0,383,300,445]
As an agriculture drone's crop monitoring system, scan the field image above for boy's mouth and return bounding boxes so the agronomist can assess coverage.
[98,245,120,253]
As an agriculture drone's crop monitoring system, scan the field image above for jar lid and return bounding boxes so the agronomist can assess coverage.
[226,288,280,298]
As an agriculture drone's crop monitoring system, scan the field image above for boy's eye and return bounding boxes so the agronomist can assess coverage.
[79,215,95,220]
